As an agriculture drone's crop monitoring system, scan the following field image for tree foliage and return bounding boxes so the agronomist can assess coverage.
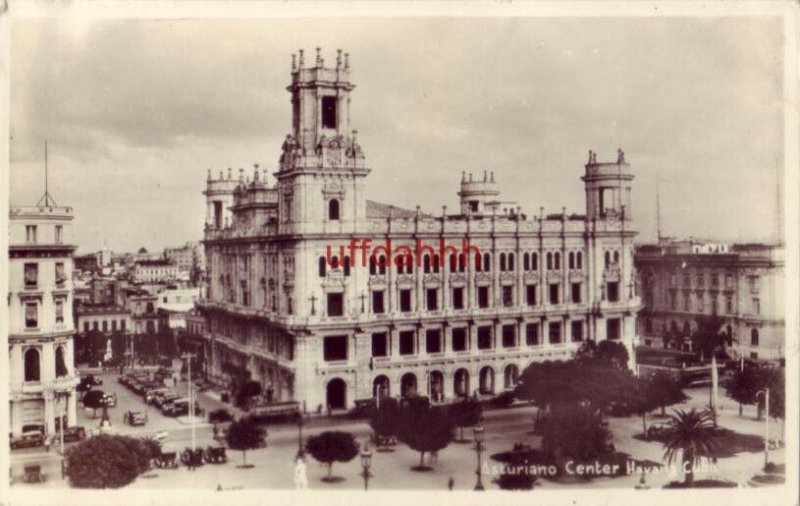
[397,404,454,468]
[661,408,718,487]
[538,403,612,462]
[82,390,107,418]
[225,417,266,466]
[647,371,689,416]
[65,434,152,488]
[305,431,360,480]
[447,398,482,442]
[369,398,401,442]
[574,340,630,371]
[691,315,729,361]
[724,363,762,412]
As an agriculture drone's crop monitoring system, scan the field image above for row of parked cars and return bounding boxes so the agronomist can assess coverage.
[10,425,87,450]
[118,371,202,419]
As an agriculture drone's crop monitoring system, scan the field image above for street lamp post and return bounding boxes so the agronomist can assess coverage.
[182,352,197,452]
[756,388,770,468]
[360,444,373,491]
[296,412,307,457]
[473,425,485,491]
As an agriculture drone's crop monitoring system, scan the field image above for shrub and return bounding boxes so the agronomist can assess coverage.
[305,431,360,481]
[65,434,152,488]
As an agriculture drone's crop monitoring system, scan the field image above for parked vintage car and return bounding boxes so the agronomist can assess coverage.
[145,388,171,405]
[102,393,117,407]
[124,410,148,426]
[10,431,45,450]
[62,426,87,443]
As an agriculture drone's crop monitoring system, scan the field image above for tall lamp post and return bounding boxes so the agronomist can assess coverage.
[296,411,307,457]
[756,388,770,468]
[182,352,197,452]
[360,444,373,491]
[473,425,485,491]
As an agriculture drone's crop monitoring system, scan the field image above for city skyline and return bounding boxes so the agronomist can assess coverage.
[10,17,784,253]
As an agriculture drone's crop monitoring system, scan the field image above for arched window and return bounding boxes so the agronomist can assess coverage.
[432,254,440,274]
[554,252,561,270]
[682,321,691,336]
[319,257,327,277]
[475,252,482,272]
[532,252,538,271]
[483,253,491,272]
[369,256,377,275]
[343,256,351,277]
[523,252,530,271]
[395,255,405,274]
[449,254,457,272]
[546,252,553,270]
[378,255,387,275]
[568,252,574,269]
[576,251,583,269]
[423,254,431,273]
[604,251,611,269]
[331,256,340,269]
[328,199,340,221]
[458,253,466,272]
[24,348,40,382]
[508,253,515,272]
[499,253,507,272]
[613,251,620,264]
[750,328,759,346]
[55,345,68,377]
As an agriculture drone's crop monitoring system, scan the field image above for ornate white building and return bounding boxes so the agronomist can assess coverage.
[8,203,79,436]
[197,49,641,411]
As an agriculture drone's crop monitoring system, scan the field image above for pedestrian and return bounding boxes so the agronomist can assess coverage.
[447,477,454,491]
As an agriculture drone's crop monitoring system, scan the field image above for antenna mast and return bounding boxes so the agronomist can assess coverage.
[37,141,58,207]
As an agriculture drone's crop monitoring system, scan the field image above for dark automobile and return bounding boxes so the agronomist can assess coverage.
[62,426,86,443]
[124,411,148,426]
[10,431,45,450]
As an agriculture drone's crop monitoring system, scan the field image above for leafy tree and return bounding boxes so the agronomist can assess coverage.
[447,398,482,442]
[661,408,718,487]
[724,363,761,416]
[225,417,266,467]
[397,404,454,470]
[82,390,107,418]
[648,371,689,416]
[369,398,401,447]
[538,403,612,463]
[758,368,785,421]
[630,376,659,438]
[65,434,152,488]
[305,431,360,481]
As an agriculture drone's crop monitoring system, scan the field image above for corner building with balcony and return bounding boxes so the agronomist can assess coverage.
[8,204,79,436]
[198,49,641,412]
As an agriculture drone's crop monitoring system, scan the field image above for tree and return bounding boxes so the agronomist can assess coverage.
[305,431,360,482]
[648,371,689,417]
[447,398,482,442]
[236,380,263,409]
[65,434,152,488]
[82,390,107,418]
[538,403,612,463]
[369,398,401,448]
[724,363,761,416]
[397,404,454,470]
[661,408,718,487]
[225,417,266,468]
[574,340,630,371]
[630,376,659,438]
[691,315,729,426]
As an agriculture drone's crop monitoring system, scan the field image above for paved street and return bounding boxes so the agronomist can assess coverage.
[10,373,784,491]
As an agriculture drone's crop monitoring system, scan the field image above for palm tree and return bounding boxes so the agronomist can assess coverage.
[662,408,718,487]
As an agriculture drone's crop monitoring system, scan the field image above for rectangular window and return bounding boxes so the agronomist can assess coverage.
[323,335,348,361]
[606,318,621,340]
[548,322,562,344]
[55,300,64,324]
[571,282,582,303]
[526,285,537,306]
[55,225,63,244]
[752,298,760,315]
[426,329,442,354]
[452,327,467,351]
[327,293,344,317]
[670,291,677,310]
[607,282,619,303]
[452,287,464,310]
[399,289,412,312]
[25,225,37,244]
[751,331,759,346]
[571,321,584,342]
[25,302,38,328]
[711,274,719,287]
[697,292,704,312]
[121,320,126,331]
[24,263,38,289]
[399,331,415,355]
[93,321,99,331]
[321,96,337,129]
[102,321,108,333]
[83,322,90,332]
[55,262,66,287]
[502,286,514,307]
[477,286,490,308]
[426,288,438,311]
[526,323,539,346]
[111,320,117,332]
[682,291,690,311]
[372,290,385,314]
[371,332,388,357]
[477,326,493,349]
[548,283,559,304]
[502,324,516,348]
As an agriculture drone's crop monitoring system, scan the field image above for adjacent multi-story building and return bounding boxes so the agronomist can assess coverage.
[197,49,641,411]
[132,259,179,284]
[8,203,79,436]
[635,239,784,360]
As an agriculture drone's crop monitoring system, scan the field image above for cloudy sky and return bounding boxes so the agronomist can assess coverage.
[10,16,785,254]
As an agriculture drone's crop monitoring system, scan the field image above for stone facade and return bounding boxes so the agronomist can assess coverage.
[197,49,641,411]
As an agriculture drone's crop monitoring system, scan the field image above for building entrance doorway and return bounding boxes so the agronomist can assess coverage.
[326,378,346,410]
